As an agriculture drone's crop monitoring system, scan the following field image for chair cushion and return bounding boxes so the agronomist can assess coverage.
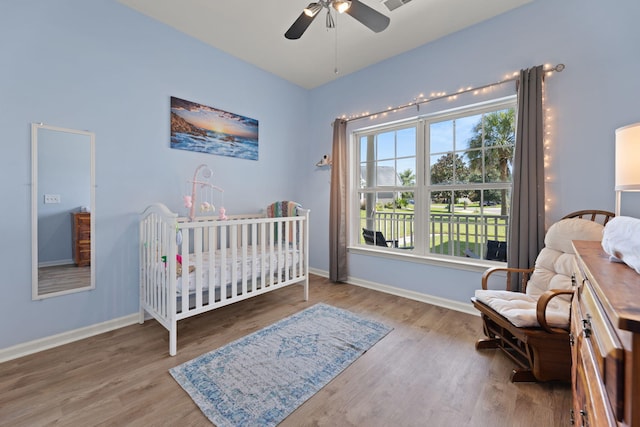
[526,218,604,300]
[474,217,605,329]
[474,289,571,328]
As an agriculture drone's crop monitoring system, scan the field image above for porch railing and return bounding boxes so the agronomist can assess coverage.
[368,211,509,259]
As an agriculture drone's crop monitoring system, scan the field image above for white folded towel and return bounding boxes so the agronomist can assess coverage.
[601,216,640,274]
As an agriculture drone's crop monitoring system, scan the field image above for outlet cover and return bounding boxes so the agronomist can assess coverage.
[44,194,61,204]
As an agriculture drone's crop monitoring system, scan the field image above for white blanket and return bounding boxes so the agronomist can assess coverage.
[602,216,640,274]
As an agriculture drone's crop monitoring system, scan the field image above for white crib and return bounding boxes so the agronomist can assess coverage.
[139,202,309,356]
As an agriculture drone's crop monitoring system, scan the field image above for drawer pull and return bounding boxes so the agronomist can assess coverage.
[579,408,588,427]
[569,332,575,346]
[582,314,592,338]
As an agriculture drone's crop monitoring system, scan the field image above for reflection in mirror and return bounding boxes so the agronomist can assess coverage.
[31,123,95,299]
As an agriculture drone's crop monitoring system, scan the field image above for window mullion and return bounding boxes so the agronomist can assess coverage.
[414,119,427,254]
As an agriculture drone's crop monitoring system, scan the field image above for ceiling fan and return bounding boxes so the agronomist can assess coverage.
[285,0,390,40]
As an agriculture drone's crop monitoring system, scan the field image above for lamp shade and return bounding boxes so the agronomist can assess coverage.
[615,123,640,191]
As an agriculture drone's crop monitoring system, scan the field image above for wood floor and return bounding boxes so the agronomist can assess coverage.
[0,274,571,426]
[38,264,90,295]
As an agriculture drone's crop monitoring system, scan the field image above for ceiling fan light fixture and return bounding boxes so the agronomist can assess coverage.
[332,0,352,14]
[303,3,323,17]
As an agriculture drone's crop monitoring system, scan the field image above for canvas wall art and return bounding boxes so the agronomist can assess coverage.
[170,96,259,161]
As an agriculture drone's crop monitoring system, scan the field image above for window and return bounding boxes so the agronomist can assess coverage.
[353,97,516,262]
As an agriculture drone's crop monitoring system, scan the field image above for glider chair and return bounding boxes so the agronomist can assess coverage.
[471,210,615,382]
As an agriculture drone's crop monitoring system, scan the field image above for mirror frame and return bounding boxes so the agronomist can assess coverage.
[31,123,96,300]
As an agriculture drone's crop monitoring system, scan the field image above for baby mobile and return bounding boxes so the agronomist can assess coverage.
[183,164,227,221]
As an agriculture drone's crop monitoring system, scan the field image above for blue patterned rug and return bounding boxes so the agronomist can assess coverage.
[169,303,392,427]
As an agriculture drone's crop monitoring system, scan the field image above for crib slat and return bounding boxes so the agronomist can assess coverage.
[270,222,276,286]
[160,217,167,318]
[260,221,267,289]
[251,222,258,292]
[168,219,177,321]
[153,216,160,315]
[241,223,248,295]
[284,219,291,282]
[220,226,227,301]
[180,228,190,314]
[278,220,283,283]
[194,226,203,309]
[230,224,238,298]
[208,226,215,304]
[291,218,298,279]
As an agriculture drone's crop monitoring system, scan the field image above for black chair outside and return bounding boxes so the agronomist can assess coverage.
[465,240,507,261]
[362,228,398,248]
[485,240,507,262]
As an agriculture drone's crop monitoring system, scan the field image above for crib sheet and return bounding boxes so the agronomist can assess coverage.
[176,245,299,294]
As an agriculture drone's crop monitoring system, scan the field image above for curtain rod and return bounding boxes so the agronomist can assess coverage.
[339,63,565,124]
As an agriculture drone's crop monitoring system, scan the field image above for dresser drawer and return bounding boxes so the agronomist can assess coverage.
[77,230,91,241]
[76,215,90,227]
[577,327,618,427]
[72,212,91,267]
[578,280,625,421]
[77,247,91,262]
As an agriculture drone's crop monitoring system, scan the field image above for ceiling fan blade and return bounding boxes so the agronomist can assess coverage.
[285,11,318,39]
[345,0,390,33]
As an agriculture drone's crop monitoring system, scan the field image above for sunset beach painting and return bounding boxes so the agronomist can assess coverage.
[170,96,259,160]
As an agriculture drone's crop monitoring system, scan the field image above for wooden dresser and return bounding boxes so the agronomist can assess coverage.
[71,212,91,267]
[571,240,640,426]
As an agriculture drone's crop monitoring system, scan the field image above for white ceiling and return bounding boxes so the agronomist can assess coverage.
[117,0,533,89]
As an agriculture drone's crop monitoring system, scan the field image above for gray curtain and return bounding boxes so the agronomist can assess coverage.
[508,65,545,291]
[329,118,348,282]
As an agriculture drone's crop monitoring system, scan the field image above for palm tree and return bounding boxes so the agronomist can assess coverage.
[399,168,415,201]
[467,109,515,215]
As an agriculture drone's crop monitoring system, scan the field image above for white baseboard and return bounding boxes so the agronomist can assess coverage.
[0,313,140,364]
[308,267,478,316]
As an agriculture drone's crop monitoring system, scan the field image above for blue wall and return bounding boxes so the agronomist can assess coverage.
[302,0,640,302]
[0,0,308,349]
[2,0,639,350]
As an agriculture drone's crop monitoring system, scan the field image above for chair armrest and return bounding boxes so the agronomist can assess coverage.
[481,266,534,291]
[536,289,574,334]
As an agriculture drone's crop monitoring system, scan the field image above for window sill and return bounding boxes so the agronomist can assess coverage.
[348,245,506,273]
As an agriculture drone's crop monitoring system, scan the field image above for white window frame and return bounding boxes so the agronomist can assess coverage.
[348,95,517,267]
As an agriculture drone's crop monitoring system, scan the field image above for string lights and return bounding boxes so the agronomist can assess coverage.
[338,63,564,123]
[335,64,564,215]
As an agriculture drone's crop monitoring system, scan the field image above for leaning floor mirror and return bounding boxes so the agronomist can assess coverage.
[31,123,95,299]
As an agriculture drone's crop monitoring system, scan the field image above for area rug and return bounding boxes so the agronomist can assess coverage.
[169,303,392,427]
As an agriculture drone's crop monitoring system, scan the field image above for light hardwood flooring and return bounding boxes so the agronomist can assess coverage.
[0,274,571,426]
[38,264,90,295]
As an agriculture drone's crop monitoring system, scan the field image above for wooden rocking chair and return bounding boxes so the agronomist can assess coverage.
[471,210,614,382]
